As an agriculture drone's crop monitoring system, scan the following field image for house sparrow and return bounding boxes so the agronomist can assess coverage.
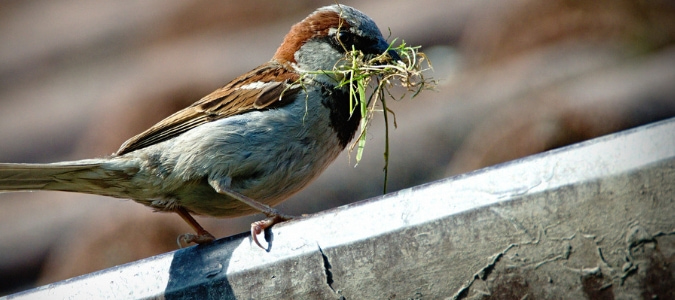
[0,5,399,249]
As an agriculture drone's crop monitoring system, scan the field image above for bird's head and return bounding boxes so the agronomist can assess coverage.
[273,5,399,85]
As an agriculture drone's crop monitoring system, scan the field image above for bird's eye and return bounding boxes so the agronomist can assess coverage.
[336,30,355,46]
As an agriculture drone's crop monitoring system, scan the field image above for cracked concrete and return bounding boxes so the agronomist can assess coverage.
[317,244,337,293]
[451,244,515,300]
[440,166,675,299]
[308,156,675,299]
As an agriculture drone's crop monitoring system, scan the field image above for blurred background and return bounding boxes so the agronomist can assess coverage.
[1,0,674,295]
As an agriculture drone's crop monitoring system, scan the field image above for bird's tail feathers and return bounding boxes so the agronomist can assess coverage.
[0,158,138,198]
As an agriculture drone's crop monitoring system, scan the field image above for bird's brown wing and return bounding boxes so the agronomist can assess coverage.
[115,62,301,155]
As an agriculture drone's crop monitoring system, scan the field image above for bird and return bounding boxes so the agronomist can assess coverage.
[0,4,399,249]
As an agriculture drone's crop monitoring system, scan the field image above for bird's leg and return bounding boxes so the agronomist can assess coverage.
[175,206,216,247]
[209,178,294,249]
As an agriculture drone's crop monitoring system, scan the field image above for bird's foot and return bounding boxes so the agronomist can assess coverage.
[251,214,293,250]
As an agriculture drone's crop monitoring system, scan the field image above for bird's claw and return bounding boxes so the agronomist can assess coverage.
[250,215,293,250]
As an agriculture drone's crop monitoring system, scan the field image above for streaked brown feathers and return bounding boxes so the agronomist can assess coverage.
[116,62,301,155]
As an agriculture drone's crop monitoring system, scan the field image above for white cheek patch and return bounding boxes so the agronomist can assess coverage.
[239,81,275,90]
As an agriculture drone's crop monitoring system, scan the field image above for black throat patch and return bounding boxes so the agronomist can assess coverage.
[320,85,361,148]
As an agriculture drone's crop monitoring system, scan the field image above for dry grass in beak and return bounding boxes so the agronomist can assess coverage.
[299,40,436,192]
